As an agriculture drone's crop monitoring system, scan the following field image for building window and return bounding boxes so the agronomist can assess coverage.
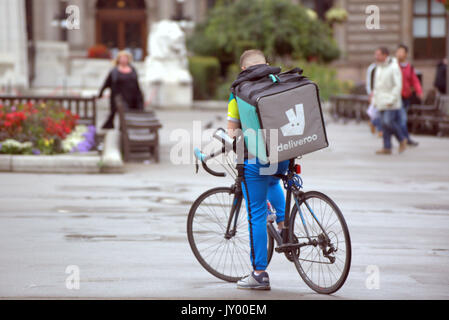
[413,0,447,60]
[95,0,147,61]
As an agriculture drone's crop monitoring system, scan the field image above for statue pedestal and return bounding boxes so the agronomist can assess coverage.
[148,82,192,109]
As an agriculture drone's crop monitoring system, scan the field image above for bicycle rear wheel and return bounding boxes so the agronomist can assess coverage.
[289,191,351,294]
[187,187,274,283]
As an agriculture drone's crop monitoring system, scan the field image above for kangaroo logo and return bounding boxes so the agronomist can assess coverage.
[280,104,305,137]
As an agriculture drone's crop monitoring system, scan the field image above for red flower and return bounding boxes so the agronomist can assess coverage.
[4,121,12,127]
[17,112,27,121]
[5,113,14,121]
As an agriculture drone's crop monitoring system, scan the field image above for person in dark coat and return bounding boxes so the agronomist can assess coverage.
[98,50,144,129]
[434,59,447,95]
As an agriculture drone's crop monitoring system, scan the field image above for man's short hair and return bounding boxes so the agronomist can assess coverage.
[377,47,390,56]
[240,49,266,69]
[398,44,409,53]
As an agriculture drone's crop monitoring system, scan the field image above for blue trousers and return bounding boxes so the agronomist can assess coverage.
[399,98,411,142]
[381,109,405,150]
[372,117,382,132]
[241,159,289,271]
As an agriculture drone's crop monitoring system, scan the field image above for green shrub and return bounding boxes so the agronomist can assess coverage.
[215,61,352,102]
[279,60,353,101]
[215,64,241,100]
[188,56,221,100]
[188,0,340,66]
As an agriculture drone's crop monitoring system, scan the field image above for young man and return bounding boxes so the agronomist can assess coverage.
[372,47,407,155]
[396,44,422,147]
[366,61,382,136]
[227,50,289,290]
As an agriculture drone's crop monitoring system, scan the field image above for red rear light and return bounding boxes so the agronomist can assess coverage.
[295,164,301,174]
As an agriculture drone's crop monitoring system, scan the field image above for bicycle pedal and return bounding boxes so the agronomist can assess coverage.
[275,243,292,252]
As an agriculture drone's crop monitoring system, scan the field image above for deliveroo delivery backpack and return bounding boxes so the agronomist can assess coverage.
[231,64,328,164]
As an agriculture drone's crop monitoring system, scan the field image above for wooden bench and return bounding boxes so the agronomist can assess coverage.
[115,96,162,163]
[0,95,97,126]
[329,94,370,123]
[408,95,449,136]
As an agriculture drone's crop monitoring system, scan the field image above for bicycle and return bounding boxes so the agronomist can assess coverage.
[187,129,351,294]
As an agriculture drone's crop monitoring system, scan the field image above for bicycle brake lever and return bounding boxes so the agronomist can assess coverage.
[195,159,199,174]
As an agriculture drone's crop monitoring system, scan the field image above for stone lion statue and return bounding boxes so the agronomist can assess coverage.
[144,20,192,84]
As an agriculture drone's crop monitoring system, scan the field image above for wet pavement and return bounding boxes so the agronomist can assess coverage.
[0,109,449,299]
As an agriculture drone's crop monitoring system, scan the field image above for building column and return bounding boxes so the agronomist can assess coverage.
[0,0,29,90]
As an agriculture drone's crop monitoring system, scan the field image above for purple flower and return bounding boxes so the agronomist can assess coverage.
[11,106,16,112]
[83,128,96,146]
[32,149,41,155]
[0,143,2,151]
[75,140,92,153]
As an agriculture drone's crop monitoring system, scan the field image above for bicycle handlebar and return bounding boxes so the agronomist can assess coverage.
[194,147,226,177]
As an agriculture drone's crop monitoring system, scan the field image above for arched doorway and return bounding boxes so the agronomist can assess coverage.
[95,0,147,61]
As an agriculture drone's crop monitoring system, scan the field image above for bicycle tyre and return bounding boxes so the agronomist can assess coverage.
[289,191,351,294]
[187,187,274,283]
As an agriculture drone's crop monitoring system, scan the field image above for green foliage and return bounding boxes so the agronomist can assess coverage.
[214,60,353,102]
[188,0,340,65]
[188,56,221,100]
[215,64,240,100]
[280,60,353,101]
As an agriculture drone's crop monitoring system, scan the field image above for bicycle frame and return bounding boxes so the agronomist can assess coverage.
[190,131,350,292]
[223,159,333,255]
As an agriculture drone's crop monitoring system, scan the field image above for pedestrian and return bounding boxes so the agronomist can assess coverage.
[396,44,422,147]
[372,47,407,155]
[98,50,144,129]
[366,61,383,136]
[434,58,447,95]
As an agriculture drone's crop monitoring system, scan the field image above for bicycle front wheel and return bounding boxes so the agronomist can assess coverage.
[187,187,274,283]
[289,191,351,294]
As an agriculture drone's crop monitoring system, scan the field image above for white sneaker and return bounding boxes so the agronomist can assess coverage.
[237,271,271,290]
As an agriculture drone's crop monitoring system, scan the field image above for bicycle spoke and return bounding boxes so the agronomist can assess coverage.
[188,188,269,282]
[291,192,351,294]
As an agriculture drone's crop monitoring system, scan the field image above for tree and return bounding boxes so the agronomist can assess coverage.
[188,0,340,65]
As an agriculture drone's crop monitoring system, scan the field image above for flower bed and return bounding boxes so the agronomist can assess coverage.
[0,101,96,155]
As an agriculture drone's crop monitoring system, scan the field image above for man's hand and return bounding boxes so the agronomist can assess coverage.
[227,121,241,139]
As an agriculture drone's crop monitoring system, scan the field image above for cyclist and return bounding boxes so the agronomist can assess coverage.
[227,49,290,290]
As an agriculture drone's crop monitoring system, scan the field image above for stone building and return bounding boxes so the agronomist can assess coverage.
[332,0,447,95]
[1,0,218,93]
[0,0,447,95]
